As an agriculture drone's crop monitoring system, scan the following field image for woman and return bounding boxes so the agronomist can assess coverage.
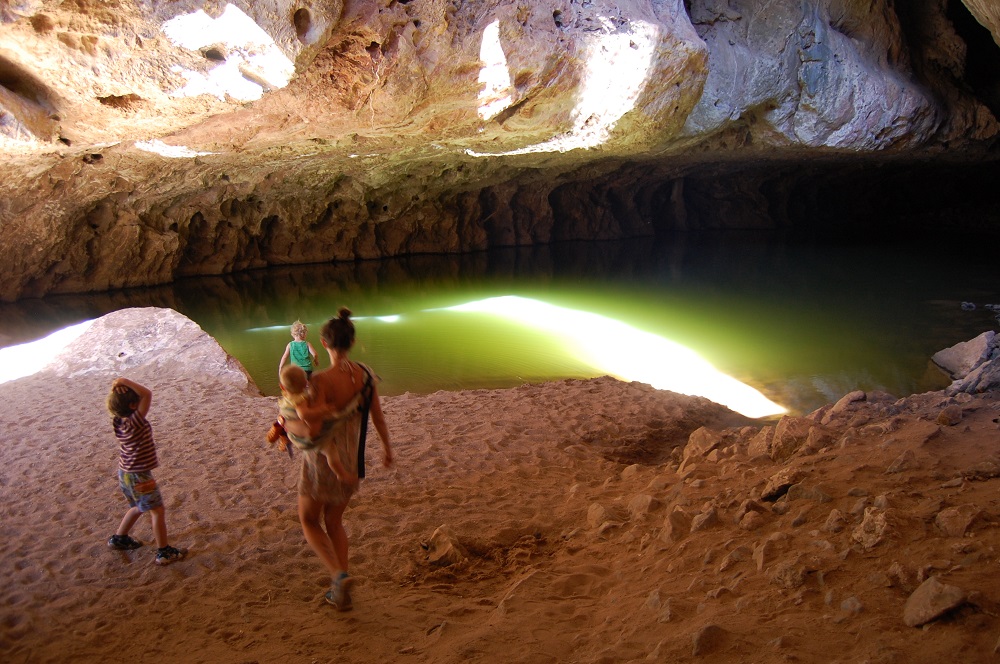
[298,307,393,611]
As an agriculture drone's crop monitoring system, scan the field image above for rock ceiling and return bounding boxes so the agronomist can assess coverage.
[1,0,998,301]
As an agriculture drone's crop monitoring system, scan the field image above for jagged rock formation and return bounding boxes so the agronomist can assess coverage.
[1,0,999,301]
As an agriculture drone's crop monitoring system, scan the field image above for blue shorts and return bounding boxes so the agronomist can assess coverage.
[118,470,163,512]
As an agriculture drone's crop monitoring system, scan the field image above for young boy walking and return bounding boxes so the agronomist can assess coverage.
[106,377,188,566]
[278,320,319,378]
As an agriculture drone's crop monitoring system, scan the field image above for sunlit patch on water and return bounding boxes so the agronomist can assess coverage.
[443,296,786,418]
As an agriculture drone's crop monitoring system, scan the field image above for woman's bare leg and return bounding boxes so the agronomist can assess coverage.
[298,493,345,576]
[323,501,349,574]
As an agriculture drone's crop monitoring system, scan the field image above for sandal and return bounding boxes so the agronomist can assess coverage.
[324,572,353,611]
[107,534,143,550]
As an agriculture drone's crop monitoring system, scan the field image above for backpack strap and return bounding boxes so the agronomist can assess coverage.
[356,364,375,479]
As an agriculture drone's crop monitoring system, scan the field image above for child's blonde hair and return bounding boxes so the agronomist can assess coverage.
[291,320,308,340]
[280,365,309,404]
[107,384,138,418]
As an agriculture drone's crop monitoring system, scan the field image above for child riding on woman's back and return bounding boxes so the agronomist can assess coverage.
[270,365,353,481]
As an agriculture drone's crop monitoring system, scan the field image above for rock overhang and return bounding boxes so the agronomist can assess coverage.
[1,0,999,301]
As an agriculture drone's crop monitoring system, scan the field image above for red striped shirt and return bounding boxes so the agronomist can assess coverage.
[114,411,159,472]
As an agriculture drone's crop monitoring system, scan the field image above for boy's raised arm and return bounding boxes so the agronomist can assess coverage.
[113,377,152,418]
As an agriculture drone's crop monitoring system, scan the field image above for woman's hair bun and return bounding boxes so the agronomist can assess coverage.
[337,307,352,320]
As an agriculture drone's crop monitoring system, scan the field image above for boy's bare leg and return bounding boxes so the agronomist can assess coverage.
[116,506,141,537]
[149,505,169,548]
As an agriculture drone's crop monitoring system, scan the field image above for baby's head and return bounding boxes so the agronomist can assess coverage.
[291,320,308,341]
[279,364,309,404]
[107,384,138,418]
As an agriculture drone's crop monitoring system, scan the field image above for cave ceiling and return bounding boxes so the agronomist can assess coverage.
[0,0,998,301]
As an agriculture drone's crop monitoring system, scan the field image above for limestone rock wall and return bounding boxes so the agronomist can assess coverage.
[0,0,998,301]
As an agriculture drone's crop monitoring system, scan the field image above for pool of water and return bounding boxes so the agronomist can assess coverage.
[1,235,996,416]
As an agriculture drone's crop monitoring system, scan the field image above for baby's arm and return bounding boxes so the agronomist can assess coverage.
[321,443,358,489]
[281,415,311,440]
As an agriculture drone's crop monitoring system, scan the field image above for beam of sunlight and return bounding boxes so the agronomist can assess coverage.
[444,296,785,418]
[0,320,94,385]
[134,139,215,158]
[477,19,514,120]
[162,3,294,102]
[467,18,659,156]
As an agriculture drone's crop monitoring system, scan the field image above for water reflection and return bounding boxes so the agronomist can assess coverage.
[0,236,995,415]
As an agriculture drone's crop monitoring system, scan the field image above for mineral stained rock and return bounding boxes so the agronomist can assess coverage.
[1,1,998,301]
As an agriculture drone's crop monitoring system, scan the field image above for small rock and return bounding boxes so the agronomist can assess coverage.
[747,426,774,458]
[733,499,767,523]
[852,507,894,550]
[934,504,982,537]
[691,508,719,532]
[841,596,864,614]
[887,562,915,592]
[903,577,967,627]
[936,405,963,426]
[719,545,751,572]
[760,468,805,501]
[821,390,867,425]
[786,483,833,503]
[753,539,775,572]
[662,506,692,543]
[627,494,659,520]
[691,624,728,656]
[426,525,469,566]
[681,427,725,466]
[587,503,607,529]
[824,509,847,533]
[886,449,917,474]
[770,561,807,589]
[770,416,820,462]
[739,511,766,531]
[621,464,643,480]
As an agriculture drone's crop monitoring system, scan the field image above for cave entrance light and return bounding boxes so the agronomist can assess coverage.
[469,16,660,156]
[0,320,94,385]
[161,3,294,102]
[445,296,786,418]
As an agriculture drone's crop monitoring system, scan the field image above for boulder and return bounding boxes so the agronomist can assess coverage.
[932,331,996,378]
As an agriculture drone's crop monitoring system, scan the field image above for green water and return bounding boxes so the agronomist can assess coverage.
[1,235,996,415]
